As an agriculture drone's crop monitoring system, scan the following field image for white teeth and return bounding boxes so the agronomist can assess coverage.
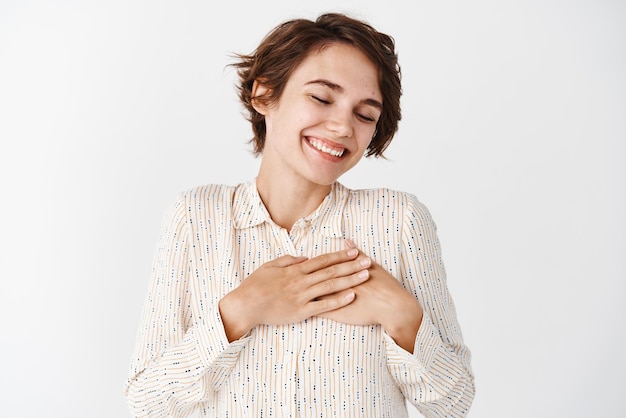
[309,138,345,157]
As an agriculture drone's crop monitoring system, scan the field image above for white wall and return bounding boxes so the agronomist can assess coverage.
[1,0,624,417]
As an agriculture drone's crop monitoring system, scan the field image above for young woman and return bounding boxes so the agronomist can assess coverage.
[125,13,475,417]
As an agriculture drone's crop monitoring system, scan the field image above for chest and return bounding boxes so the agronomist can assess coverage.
[193,214,403,299]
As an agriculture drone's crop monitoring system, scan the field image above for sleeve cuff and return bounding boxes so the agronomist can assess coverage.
[383,312,443,372]
[194,307,252,369]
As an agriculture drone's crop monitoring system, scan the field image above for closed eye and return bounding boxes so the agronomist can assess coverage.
[357,113,376,123]
[310,95,330,105]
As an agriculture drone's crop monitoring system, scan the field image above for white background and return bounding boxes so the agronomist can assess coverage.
[1,0,624,417]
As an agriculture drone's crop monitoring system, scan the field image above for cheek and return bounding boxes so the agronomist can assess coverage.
[348,142,369,166]
[357,128,376,150]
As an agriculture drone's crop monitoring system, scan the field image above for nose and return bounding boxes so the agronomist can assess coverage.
[326,109,353,138]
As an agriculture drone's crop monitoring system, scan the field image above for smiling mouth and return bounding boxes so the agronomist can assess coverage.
[307,137,346,158]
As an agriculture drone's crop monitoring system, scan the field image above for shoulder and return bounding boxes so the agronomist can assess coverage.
[345,185,428,213]
[178,183,239,204]
[162,183,243,224]
[343,184,436,228]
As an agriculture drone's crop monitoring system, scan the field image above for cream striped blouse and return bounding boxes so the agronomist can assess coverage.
[125,180,474,417]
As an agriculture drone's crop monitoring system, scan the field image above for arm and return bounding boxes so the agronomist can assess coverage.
[218,248,372,342]
[385,194,475,417]
[319,194,474,416]
[124,194,250,418]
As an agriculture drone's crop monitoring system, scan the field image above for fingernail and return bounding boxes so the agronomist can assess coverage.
[345,291,355,301]
[347,248,358,257]
[358,270,369,279]
[360,258,371,267]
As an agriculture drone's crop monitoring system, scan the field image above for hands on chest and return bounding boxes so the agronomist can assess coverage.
[219,240,423,353]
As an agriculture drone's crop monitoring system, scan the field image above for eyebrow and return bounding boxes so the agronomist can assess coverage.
[305,79,383,110]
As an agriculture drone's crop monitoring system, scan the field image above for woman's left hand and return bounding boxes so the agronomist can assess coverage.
[317,240,424,353]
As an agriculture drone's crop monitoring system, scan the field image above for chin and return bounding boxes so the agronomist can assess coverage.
[304,171,342,187]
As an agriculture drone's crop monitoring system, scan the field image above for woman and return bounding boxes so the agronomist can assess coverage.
[125,13,475,417]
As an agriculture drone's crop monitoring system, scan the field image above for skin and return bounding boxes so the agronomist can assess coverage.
[218,43,423,353]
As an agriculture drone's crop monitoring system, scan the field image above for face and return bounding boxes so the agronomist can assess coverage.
[254,42,382,189]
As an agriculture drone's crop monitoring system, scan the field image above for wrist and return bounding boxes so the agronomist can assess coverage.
[382,295,423,353]
[219,289,254,342]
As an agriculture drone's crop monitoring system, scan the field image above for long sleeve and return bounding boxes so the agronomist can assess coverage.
[125,182,474,417]
[384,194,475,417]
[124,194,250,417]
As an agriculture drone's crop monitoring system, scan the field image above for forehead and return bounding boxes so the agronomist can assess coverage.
[288,43,382,100]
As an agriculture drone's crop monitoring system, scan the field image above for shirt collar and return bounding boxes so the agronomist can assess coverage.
[232,179,348,238]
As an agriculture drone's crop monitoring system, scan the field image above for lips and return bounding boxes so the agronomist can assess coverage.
[306,137,346,158]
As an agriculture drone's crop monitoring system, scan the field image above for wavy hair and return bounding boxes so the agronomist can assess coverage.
[231,13,402,157]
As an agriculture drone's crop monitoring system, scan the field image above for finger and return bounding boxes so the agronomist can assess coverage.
[307,268,369,300]
[269,254,308,268]
[307,289,356,315]
[299,248,359,274]
[305,254,371,285]
[344,239,357,249]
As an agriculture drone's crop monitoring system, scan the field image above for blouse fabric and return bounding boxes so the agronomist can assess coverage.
[125,180,474,417]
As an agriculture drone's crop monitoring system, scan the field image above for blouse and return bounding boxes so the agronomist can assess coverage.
[125,180,474,417]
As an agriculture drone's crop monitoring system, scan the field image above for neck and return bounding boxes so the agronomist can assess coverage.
[255,169,332,232]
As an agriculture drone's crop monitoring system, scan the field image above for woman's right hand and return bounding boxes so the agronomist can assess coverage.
[218,247,371,341]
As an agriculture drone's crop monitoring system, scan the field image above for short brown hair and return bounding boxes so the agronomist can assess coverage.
[232,13,402,157]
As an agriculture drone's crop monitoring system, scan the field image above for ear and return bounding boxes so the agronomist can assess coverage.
[251,79,271,115]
